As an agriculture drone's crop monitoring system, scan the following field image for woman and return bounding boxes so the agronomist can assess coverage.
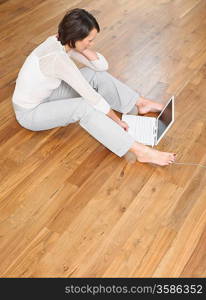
[12,8,176,166]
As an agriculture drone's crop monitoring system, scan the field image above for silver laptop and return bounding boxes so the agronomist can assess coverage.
[122,96,174,147]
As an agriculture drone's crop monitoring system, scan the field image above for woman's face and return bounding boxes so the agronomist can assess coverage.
[75,28,98,51]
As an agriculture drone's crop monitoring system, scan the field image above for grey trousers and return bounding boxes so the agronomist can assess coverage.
[12,67,140,157]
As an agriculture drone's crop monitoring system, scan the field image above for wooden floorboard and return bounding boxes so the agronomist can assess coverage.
[0,0,206,277]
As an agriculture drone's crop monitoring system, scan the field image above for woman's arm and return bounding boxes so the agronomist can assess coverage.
[69,48,109,71]
[79,48,98,60]
[106,109,129,131]
[79,50,128,130]
[51,53,128,130]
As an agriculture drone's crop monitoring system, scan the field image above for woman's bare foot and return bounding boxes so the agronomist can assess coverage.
[136,96,164,115]
[129,141,176,166]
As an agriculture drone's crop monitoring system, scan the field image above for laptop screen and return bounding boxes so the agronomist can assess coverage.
[157,97,174,142]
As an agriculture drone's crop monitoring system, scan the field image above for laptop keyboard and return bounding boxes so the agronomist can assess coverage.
[135,116,155,144]
[122,115,155,146]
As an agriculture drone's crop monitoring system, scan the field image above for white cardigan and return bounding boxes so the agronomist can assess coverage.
[12,35,110,114]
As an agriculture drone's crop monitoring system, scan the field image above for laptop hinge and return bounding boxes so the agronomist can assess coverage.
[153,122,157,146]
[153,125,157,136]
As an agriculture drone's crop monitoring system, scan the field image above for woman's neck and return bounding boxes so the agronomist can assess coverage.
[55,33,70,53]
[64,44,71,53]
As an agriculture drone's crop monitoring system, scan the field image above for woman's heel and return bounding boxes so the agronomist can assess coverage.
[123,150,137,163]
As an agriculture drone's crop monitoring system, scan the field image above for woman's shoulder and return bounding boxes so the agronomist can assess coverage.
[33,34,65,58]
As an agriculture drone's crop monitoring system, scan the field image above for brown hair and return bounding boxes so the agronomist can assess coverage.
[57,8,100,48]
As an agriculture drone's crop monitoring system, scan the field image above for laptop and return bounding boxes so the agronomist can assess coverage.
[121,96,175,147]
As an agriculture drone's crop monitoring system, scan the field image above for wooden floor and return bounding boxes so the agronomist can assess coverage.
[0,0,206,277]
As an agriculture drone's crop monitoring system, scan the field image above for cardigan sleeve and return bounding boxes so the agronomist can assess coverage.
[50,52,111,114]
[69,49,109,71]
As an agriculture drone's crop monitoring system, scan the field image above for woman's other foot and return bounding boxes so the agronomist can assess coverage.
[124,151,137,163]
[136,96,164,115]
[129,142,176,166]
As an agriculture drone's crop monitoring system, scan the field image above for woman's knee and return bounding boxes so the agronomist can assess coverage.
[80,66,96,79]
[73,99,97,123]
[80,67,112,94]
[91,70,113,86]
[15,118,36,131]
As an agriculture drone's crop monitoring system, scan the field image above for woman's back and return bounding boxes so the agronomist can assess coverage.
[12,35,63,109]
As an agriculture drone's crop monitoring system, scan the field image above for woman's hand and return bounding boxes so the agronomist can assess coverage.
[117,120,129,131]
[106,109,129,131]
[75,48,98,60]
